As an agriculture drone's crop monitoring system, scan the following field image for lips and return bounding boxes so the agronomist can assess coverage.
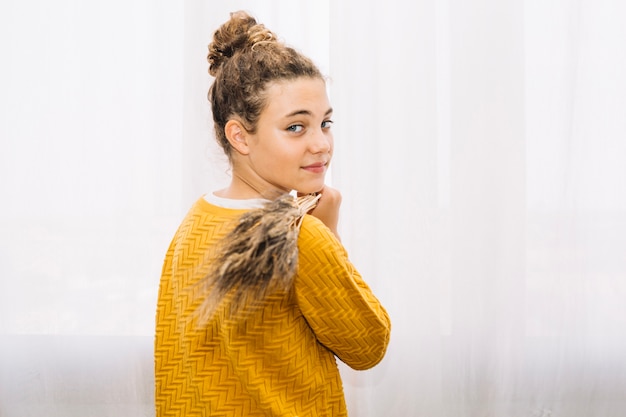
[302,161,327,174]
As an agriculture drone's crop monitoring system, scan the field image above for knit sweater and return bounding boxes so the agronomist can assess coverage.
[154,197,391,416]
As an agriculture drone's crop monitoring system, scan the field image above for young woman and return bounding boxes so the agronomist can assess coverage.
[154,11,391,417]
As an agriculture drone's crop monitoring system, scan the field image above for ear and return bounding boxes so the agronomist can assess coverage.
[225,119,250,155]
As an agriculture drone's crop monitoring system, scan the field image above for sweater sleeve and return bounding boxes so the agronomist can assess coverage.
[294,215,391,370]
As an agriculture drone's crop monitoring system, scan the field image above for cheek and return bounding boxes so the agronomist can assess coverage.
[263,144,297,169]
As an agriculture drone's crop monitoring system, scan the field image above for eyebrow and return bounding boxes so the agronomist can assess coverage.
[285,107,333,118]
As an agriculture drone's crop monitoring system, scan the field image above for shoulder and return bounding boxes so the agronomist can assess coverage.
[169,197,250,247]
[298,214,348,262]
[299,214,337,243]
[177,197,251,229]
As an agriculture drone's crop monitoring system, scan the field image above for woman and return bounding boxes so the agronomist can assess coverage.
[155,10,391,417]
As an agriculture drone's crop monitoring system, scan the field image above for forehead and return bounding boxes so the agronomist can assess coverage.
[262,77,330,115]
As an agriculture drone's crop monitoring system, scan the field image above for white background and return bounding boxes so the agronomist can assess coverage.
[1,0,625,416]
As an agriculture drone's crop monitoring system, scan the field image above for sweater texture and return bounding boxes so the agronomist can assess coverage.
[155,197,391,416]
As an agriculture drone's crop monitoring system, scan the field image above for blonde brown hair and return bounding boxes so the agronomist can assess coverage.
[207,10,323,159]
[198,12,325,320]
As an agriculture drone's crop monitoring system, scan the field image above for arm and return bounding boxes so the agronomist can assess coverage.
[294,216,391,370]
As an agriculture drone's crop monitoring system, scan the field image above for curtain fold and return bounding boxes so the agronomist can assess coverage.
[1,0,625,416]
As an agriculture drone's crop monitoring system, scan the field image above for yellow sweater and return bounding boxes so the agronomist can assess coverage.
[155,197,391,416]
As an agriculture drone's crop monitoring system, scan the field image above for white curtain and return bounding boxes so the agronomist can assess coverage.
[1,1,625,416]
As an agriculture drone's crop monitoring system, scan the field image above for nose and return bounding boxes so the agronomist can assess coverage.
[309,128,332,154]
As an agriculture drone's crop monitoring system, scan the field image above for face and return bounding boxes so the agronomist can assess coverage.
[245,77,334,195]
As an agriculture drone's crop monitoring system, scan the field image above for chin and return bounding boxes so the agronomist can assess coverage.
[295,184,324,195]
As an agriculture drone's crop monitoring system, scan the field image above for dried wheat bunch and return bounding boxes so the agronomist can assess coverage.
[197,193,321,321]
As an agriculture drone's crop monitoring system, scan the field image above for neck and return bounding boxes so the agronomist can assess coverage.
[216,171,286,200]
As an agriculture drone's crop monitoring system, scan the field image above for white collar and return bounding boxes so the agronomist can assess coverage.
[203,192,269,209]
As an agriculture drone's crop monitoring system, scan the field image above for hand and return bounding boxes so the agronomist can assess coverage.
[305,186,342,239]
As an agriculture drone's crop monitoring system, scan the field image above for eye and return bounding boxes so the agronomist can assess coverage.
[287,124,304,133]
[321,120,334,129]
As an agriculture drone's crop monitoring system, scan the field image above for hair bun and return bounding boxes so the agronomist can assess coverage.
[208,10,277,76]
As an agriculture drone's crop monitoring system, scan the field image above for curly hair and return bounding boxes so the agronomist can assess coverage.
[207,10,323,160]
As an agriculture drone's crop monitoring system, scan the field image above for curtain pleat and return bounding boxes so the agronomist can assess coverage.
[1,1,625,416]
